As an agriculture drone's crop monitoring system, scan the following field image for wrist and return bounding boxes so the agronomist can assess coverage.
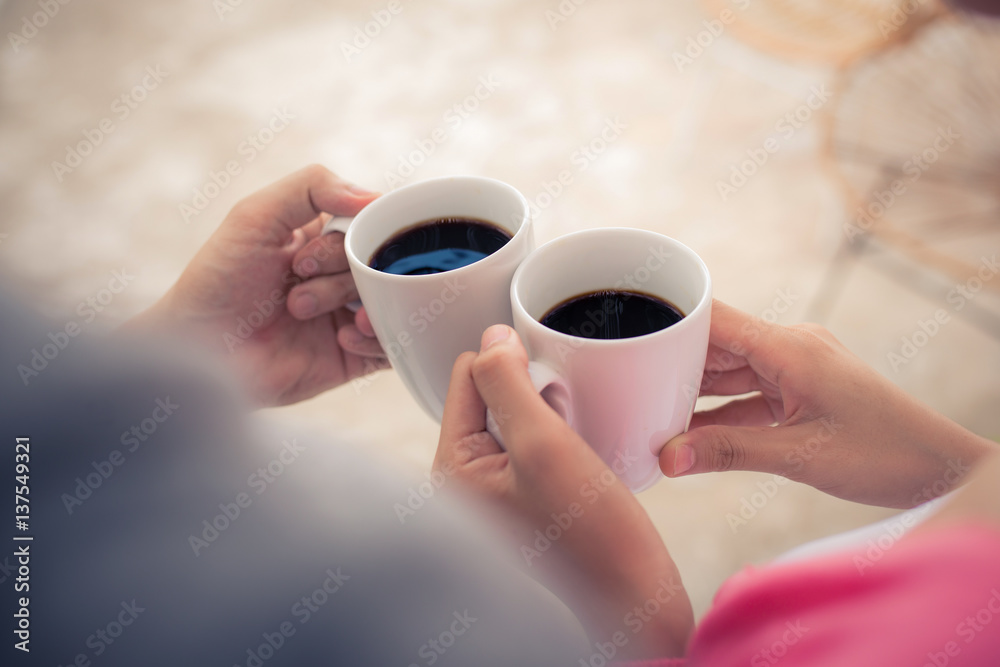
[563,552,692,660]
[118,289,183,336]
[904,399,1000,507]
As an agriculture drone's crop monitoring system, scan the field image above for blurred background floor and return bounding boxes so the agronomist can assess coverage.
[2,0,998,617]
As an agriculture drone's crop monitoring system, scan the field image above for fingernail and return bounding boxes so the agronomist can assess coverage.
[673,444,695,476]
[481,324,511,351]
[347,183,380,197]
[295,294,318,318]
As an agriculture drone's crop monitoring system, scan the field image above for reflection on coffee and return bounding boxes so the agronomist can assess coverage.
[369,218,512,275]
[540,290,684,339]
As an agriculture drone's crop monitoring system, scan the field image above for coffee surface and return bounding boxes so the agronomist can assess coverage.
[369,217,512,275]
[540,290,684,339]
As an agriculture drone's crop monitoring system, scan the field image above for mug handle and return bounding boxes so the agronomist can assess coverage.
[321,216,362,313]
[486,361,573,450]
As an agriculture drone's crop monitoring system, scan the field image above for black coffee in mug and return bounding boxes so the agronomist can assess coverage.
[369,217,512,275]
[540,290,684,339]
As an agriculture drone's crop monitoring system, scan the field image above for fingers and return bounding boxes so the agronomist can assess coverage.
[355,308,376,337]
[338,308,383,357]
[299,213,329,240]
[435,351,504,471]
[331,307,390,372]
[337,324,387,359]
[292,231,349,278]
[470,325,574,457]
[228,164,379,242]
[688,394,780,429]
[708,300,787,371]
[659,422,805,477]
[697,365,763,397]
[789,322,845,349]
[439,351,490,451]
[287,273,359,320]
[704,343,750,373]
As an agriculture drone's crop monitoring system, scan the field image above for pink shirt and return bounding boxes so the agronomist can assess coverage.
[619,522,1000,666]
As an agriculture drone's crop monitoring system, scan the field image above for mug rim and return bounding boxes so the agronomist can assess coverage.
[343,175,531,283]
[510,227,712,346]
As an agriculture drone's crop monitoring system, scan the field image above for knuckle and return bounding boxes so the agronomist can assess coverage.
[451,351,478,377]
[471,343,530,395]
[455,350,478,366]
[303,163,334,181]
[321,231,346,251]
[788,323,841,355]
[471,346,509,386]
[792,322,830,339]
[473,340,518,373]
[709,429,747,472]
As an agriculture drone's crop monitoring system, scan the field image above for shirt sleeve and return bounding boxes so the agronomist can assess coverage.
[617,521,1000,667]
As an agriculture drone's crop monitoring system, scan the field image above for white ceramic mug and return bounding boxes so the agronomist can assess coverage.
[496,228,712,492]
[324,176,533,421]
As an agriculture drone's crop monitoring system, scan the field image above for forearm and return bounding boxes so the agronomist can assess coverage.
[887,384,998,508]
[547,515,693,660]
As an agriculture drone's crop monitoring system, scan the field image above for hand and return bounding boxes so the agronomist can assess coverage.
[659,300,997,509]
[435,325,692,660]
[126,165,388,407]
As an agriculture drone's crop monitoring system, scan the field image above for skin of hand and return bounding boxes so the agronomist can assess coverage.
[125,165,388,407]
[659,300,997,509]
[435,324,693,660]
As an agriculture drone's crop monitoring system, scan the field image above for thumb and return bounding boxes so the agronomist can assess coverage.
[471,325,572,455]
[659,424,799,477]
[228,166,379,241]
